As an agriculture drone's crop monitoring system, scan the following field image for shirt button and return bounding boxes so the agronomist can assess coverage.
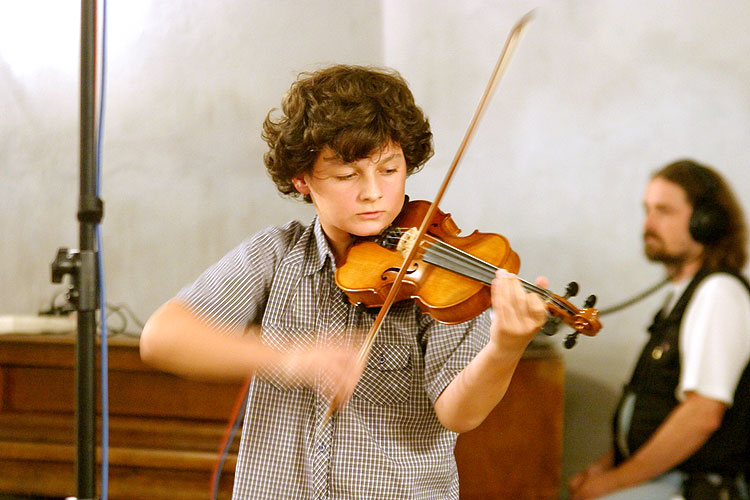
[318,444,326,452]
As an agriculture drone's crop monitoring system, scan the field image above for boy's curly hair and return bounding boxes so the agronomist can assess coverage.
[262,65,434,202]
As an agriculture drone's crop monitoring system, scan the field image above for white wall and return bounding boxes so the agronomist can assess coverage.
[1,0,383,317]
[2,1,749,497]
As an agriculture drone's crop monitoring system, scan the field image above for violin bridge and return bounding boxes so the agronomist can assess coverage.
[396,227,419,258]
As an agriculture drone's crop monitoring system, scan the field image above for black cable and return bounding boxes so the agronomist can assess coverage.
[598,277,670,316]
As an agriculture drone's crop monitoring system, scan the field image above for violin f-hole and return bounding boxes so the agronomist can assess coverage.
[381,261,420,281]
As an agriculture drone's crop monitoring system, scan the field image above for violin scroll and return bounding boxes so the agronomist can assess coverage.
[543,289,601,349]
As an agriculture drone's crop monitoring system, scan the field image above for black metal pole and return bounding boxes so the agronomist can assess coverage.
[76,0,100,497]
[50,1,102,497]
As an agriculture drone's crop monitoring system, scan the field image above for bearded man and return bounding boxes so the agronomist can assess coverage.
[569,159,750,500]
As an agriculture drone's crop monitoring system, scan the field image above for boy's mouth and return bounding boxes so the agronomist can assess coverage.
[357,211,384,220]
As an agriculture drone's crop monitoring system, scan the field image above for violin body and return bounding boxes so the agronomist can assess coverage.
[336,200,520,324]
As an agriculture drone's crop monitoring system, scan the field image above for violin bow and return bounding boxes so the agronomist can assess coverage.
[321,10,534,426]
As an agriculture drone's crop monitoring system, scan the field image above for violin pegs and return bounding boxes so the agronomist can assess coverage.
[540,315,562,336]
[584,294,597,308]
[564,281,579,299]
[564,332,579,349]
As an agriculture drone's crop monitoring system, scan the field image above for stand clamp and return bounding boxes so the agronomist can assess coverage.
[51,248,98,312]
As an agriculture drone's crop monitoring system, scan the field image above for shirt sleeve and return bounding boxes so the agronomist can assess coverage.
[422,309,492,403]
[677,273,750,404]
[176,222,304,334]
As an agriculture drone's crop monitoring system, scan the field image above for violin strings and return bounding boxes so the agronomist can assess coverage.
[383,228,576,315]
[422,241,497,284]
[380,230,500,285]
[422,238,577,314]
[421,237,503,284]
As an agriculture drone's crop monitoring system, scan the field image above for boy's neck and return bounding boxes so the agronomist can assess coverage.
[327,234,354,264]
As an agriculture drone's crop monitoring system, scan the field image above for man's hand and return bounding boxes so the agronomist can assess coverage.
[569,457,618,500]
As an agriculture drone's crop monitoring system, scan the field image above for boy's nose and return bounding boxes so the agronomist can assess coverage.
[359,174,382,201]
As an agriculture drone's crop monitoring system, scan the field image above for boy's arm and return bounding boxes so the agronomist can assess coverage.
[433,272,547,433]
[140,300,364,406]
[140,299,282,381]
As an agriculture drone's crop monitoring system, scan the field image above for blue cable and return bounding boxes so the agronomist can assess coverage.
[96,231,108,500]
[96,0,109,497]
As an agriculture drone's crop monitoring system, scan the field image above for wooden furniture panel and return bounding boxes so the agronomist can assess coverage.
[0,334,239,500]
[455,343,564,499]
[0,334,562,499]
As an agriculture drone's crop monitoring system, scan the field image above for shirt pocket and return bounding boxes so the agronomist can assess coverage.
[353,343,413,406]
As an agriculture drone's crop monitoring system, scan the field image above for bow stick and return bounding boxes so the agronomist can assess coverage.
[320,10,535,427]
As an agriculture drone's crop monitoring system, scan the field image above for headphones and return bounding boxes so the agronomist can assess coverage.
[687,165,729,244]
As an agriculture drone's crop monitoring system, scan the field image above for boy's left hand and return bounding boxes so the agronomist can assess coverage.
[489,269,548,352]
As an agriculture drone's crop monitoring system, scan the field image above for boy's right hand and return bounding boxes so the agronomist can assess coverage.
[284,344,366,409]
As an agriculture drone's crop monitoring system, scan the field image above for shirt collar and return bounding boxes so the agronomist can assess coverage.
[299,216,336,277]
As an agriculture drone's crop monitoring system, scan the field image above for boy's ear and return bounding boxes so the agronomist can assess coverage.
[291,174,311,195]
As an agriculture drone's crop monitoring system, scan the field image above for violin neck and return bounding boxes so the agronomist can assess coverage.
[371,226,585,321]
[421,241,495,285]
[420,239,550,300]
[372,226,555,303]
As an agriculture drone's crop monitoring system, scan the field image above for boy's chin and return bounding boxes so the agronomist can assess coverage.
[350,224,388,238]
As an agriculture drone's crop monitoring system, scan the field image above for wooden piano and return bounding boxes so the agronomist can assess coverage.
[0,333,562,499]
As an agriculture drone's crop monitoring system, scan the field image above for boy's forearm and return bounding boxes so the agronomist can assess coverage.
[433,341,526,433]
[140,299,279,382]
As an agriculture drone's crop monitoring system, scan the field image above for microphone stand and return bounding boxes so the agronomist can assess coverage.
[51,1,101,498]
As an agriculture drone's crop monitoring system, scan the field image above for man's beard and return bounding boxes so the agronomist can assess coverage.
[643,231,685,266]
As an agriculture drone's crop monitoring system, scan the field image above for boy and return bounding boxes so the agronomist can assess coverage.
[140,64,547,499]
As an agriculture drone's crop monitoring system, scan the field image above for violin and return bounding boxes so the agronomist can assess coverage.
[336,199,601,337]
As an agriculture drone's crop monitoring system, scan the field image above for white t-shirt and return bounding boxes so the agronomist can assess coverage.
[669,273,750,404]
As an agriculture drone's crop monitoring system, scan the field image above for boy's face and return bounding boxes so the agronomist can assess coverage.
[292,141,407,257]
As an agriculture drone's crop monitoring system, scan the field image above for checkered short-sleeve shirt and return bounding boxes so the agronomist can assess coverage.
[178,217,491,500]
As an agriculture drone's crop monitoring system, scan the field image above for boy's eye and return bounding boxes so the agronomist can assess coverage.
[379,166,401,176]
[337,173,356,180]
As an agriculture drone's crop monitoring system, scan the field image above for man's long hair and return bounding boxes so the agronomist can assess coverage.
[653,159,747,273]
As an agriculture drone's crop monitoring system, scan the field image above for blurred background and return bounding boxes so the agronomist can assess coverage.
[1,0,749,496]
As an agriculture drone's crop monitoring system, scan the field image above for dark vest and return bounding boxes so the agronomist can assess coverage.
[613,269,750,474]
